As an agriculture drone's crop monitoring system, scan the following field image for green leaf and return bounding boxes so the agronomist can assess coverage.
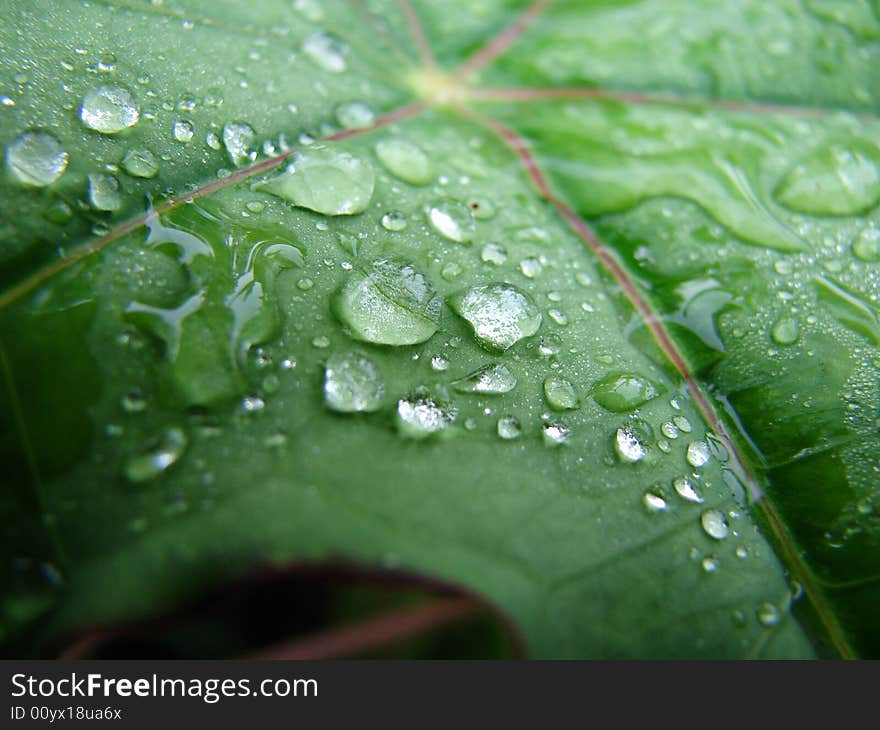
[1,0,878,658]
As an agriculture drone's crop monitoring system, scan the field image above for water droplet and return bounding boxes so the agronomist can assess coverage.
[323,351,384,413]
[88,173,122,211]
[643,491,667,512]
[430,354,449,371]
[481,242,507,265]
[468,197,495,220]
[672,415,692,433]
[520,257,542,278]
[735,546,748,559]
[590,372,662,412]
[206,131,223,150]
[397,395,455,438]
[426,201,475,243]
[771,317,799,345]
[853,227,880,262]
[222,121,256,166]
[124,426,187,482]
[497,415,522,440]
[542,422,570,447]
[701,556,720,573]
[615,427,646,463]
[544,377,579,411]
[335,100,374,129]
[449,283,542,352]
[121,389,147,413]
[374,138,432,185]
[297,277,314,291]
[120,147,158,179]
[700,509,730,540]
[775,141,880,216]
[5,130,68,187]
[311,335,330,349]
[256,143,374,215]
[756,601,781,627]
[173,120,194,142]
[440,262,461,281]
[80,85,139,134]
[302,31,348,72]
[293,0,324,21]
[381,210,407,231]
[686,440,711,468]
[674,476,703,503]
[547,309,568,326]
[661,421,680,439]
[333,257,441,345]
[452,363,517,394]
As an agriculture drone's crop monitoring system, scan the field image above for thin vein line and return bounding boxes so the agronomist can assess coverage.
[458,103,856,659]
[0,102,427,310]
[454,0,552,79]
[466,86,879,122]
[399,0,436,70]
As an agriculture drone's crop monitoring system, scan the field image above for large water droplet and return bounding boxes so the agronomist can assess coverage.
[80,85,140,134]
[615,427,646,463]
[397,395,455,439]
[333,257,441,345]
[544,377,579,411]
[775,140,880,216]
[590,372,662,412]
[121,148,158,178]
[302,31,348,72]
[853,227,880,262]
[335,101,374,129]
[674,476,703,503]
[686,440,711,468]
[700,509,730,540]
[426,201,475,243]
[124,426,187,482]
[452,363,517,394]
[256,144,374,215]
[771,317,799,345]
[5,130,68,187]
[449,283,542,352]
[323,351,384,413]
[88,173,122,211]
[374,138,432,185]
[222,122,256,166]
[173,120,194,142]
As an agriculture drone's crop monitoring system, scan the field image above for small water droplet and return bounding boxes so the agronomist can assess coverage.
[686,440,711,468]
[643,491,667,512]
[397,395,455,439]
[542,422,570,447]
[121,389,147,413]
[335,100,374,129]
[497,415,522,440]
[241,395,266,412]
[173,120,194,142]
[88,173,122,211]
[735,546,748,559]
[374,138,432,185]
[5,130,68,187]
[756,601,781,627]
[334,257,441,345]
[449,283,542,352]
[323,351,384,412]
[615,427,646,463]
[256,143,374,215]
[661,421,680,439]
[426,201,475,243]
[481,242,507,265]
[590,372,663,412]
[853,227,880,262]
[771,317,799,345]
[80,85,139,134]
[700,509,730,540]
[121,148,158,178]
[312,335,330,349]
[302,31,348,72]
[672,415,692,433]
[701,556,720,573]
[452,363,517,394]
[468,197,495,220]
[430,354,449,371]
[544,377,579,411]
[674,476,703,503]
[520,257,542,278]
[124,426,187,482]
[222,121,256,166]
[381,210,407,231]
[441,262,461,281]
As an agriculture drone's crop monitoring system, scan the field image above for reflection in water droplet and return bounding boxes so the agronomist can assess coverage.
[543,422,570,447]
[615,427,646,463]
[430,354,449,372]
[334,258,441,345]
[6,130,68,187]
[124,426,187,482]
[674,476,703,503]
[450,283,542,352]
[222,121,256,166]
[497,415,522,440]
[452,363,516,394]
[426,201,475,243]
[397,396,455,439]
[302,31,348,72]
[173,120,194,142]
[686,441,711,468]
[80,85,139,133]
[323,351,384,413]
[374,138,432,185]
[121,148,158,178]
[544,377,579,411]
[700,509,730,540]
[256,143,374,216]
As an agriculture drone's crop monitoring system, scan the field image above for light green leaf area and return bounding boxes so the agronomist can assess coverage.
[1,0,879,658]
